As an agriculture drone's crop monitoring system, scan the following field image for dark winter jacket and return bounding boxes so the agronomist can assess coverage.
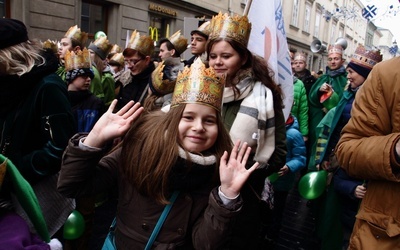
[58,134,243,249]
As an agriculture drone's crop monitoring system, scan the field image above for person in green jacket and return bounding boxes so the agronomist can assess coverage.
[308,44,347,171]
[207,12,287,249]
[291,76,309,142]
[88,36,115,106]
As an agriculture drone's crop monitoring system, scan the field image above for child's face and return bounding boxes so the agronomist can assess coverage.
[178,104,218,154]
[68,75,91,91]
[58,37,73,60]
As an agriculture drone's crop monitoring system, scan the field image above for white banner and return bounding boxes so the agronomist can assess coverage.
[247,0,294,120]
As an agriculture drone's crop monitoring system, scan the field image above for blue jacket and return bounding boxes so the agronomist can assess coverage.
[273,116,306,192]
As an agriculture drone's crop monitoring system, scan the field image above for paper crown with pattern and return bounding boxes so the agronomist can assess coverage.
[64,48,91,72]
[350,44,382,69]
[109,52,125,66]
[209,12,252,47]
[171,58,225,111]
[126,30,154,57]
[328,44,343,55]
[191,21,211,38]
[294,52,307,62]
[110,44,122,54]
[151,58,184,96]
[42,39,58,54]
[168,30,188,55]
[88,36,113,60]
[64,25,88,46]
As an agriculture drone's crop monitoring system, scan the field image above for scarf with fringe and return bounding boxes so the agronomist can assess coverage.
[224,70,275,166]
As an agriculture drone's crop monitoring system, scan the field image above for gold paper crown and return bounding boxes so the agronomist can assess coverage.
[294,52,307,62]
[64,25,88,46]
[191,21,211,37]
[169,30,188,55]
[127,30,155,57]
[328,44,343,55]
[109,53,125,66]
[110,44,122,54]
[209,12,252,47]
[350,44,382,69]
[88,36,113,60]
[151,58,184,96]
[171,58,225,111]
[64,48,91,72]
[42,39,58,54]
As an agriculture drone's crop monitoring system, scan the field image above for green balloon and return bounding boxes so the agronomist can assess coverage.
[298,170,328,200]
[63,210,85,240]
[268,172,279,183]
[94,31,107,40]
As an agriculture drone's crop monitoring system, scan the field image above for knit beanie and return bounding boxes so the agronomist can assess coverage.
[347,62,371,79]
[66,68,94,84]
[0,19,29,49]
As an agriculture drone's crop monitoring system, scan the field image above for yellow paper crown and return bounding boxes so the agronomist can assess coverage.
[109,52,125,66]
[169,30,188,55]
[350,44,382,69]
[328,44,343,55]
[110,44,122,54]
[64,48,91,72]
[127,30,155,57]
[42,39,58,54]
[151,58,184,96]
[64,25,88,46]
[294,52,307,62]
[191,21,211,37]
[209,12,252,47]
[171,58,225,111]
[88,36,113,60]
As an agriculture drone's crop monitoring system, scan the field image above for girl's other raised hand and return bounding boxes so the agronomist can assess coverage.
[219,140,259,198]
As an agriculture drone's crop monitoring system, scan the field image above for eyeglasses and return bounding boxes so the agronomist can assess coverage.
[124,58,143,65]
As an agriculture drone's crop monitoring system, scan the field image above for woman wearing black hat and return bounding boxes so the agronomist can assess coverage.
[0,18,76,247]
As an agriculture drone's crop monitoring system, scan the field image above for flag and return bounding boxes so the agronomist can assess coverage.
[247,0,294,120]
[362,5,378,21]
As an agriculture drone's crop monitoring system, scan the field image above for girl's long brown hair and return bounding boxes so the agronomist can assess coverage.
[120,104,233,204]
[206,37,284,111]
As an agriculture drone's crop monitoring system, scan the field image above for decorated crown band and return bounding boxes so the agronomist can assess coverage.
[127,30,155,57]
[209,12,252,47]
[64,25,88,46]
[150,58,184,96]
[350,44,382,69]
[328,44,343,55]
[168,30,188,55]
[88,36,113,60]
[294,52,307,62]
[64,48,91,72]
[171,58,225,111]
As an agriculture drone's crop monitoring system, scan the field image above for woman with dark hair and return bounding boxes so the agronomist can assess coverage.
[207,12,287,249]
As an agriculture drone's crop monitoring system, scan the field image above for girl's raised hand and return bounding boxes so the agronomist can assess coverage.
[219,140,259,198]
[84,100,143,148]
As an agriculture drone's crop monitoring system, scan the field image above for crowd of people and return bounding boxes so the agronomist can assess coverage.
[0,9,398,250]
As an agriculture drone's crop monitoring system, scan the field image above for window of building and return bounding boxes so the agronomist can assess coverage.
[291,0,299,27]
[314,11,321,38]
[304,3,311,33]
[0,0,9,18]
[331,22,337,44]
[81,1,108,39]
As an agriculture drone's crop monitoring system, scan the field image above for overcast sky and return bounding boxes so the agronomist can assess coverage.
[360,0,400,43]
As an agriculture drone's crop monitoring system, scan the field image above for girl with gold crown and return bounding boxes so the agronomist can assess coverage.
[58,58,259,249]
[206,12,287,249]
